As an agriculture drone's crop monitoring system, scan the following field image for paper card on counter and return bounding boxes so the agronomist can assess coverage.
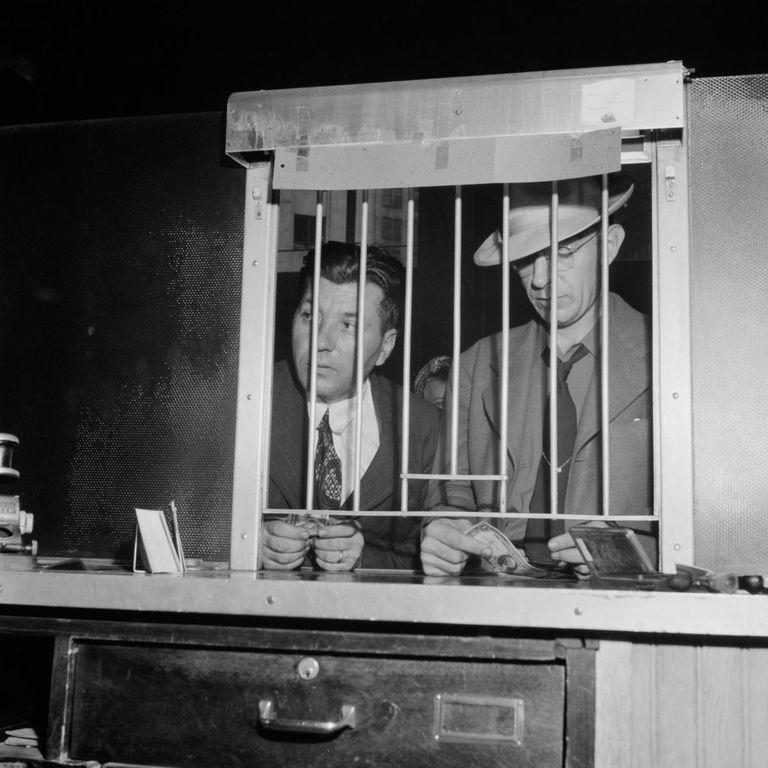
[134,508,183,573]
[4,735,38,746]
[0,743,44,759]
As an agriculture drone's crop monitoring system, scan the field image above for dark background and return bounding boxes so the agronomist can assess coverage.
[2,1,767,127]
[0,113,244,559]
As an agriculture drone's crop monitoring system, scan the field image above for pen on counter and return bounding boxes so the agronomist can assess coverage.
[170,500,186,573]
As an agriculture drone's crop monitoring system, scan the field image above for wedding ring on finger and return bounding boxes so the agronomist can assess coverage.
[334,550,344,564]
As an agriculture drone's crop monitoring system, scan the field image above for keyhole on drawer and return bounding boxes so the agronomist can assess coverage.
[297,656,320,680]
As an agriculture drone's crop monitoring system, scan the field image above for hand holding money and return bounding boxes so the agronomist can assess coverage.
[421,518,493,576]
[466,521,556,577]
[261,518,313,570]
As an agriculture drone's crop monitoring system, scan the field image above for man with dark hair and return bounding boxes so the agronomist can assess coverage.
[264,241,440,571]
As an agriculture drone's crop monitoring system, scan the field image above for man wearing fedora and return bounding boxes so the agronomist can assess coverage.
[421,174,652,576]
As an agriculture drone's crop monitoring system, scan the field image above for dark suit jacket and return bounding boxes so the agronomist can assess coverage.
[269,359,440,569]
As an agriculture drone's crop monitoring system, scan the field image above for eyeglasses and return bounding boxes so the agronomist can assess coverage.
[514,229,600,278]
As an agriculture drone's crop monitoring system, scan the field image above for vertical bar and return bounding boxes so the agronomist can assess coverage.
[499,185,510,512]
[549,182,559,516]
[450,185,462,475]
[229,162,278,570]
[353,191,369,510]
[650,142,662,524]
[400,191,415,512]
[600,174,610,516]
[304,192,325,510]
[655,139,694,571]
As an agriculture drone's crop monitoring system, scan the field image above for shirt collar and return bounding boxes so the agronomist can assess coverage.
[311,379,373,434]
[545,317,599,361]
[575,322,598,360]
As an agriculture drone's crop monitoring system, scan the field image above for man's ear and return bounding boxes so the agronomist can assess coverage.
[375,328,398,367]
[607,223,626,265]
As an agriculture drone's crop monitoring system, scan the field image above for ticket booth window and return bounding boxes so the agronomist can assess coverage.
[226,62,692,575]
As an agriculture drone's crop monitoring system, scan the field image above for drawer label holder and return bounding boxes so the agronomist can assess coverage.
[432,693,524,745]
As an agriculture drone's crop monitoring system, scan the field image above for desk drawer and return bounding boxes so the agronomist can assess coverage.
[66,641,566,767]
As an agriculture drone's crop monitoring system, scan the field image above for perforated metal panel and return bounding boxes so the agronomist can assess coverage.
[0,114,243,561]
[688,75,768,572]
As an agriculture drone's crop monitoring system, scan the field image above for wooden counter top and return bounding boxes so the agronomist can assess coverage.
[1,563,766,638]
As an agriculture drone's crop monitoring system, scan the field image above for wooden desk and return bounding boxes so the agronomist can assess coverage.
[1,566,766,767]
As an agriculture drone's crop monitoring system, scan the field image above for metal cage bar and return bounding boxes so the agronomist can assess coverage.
[400,193,416,512]
[265,507,656,520]
[352,193,370,511]
[600,174,610,516]
[548,182,560,517]
[303,193,325,512]
[499,185,510,512]
[450,186,462,475]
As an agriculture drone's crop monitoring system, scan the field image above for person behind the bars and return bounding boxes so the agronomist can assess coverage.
[264,241,440,571]
[421,174,652,576]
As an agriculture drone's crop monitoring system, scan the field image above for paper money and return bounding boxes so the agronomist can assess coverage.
[466,520,553,577]
[288,512,330,529]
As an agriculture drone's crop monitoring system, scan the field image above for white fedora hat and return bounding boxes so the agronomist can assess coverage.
[473,175,634,267]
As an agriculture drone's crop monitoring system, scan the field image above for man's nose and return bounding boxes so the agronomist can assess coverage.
[315,321,335,351]
[530,255,551,288]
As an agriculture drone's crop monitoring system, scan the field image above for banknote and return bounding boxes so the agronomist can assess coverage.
[288,512,330,528]
[466,520,554,577]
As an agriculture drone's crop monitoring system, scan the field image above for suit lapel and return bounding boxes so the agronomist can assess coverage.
[482,324,546,474]
[269,360,308,509]
[357,375,397,510]
[573,296,650,456]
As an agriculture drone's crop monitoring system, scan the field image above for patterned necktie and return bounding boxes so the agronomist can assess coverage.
[525,343,589,562]
[314,409,342,510]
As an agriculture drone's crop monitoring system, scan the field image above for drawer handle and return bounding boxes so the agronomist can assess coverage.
[258,699,357,735]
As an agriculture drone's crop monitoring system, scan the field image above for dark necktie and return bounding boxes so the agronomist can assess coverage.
[314,410,342,510]
[525,343,589,562]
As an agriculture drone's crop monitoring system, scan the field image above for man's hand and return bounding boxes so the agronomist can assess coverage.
[421,517,492,575]
[260,519,311,570]
[548,520,609,577]
[313,520,364,572]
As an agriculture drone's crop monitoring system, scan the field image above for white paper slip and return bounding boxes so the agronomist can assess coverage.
[4,727,37,740]
[0,743,43,759]
[135,508,183,573]
[3,735,38,746]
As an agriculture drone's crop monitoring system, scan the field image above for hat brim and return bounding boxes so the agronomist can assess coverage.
[473,180,635,267]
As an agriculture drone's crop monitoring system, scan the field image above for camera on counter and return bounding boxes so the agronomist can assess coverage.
[0,434,36,558]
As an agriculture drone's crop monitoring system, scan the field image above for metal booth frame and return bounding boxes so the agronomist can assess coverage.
[227,61,694,574]
[0,61,705,634]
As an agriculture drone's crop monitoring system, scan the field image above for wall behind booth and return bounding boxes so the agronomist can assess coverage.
[0,113,243,562]
[688,74,768,574]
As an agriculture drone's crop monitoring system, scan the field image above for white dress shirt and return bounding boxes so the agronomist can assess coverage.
[310,380,380,504]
